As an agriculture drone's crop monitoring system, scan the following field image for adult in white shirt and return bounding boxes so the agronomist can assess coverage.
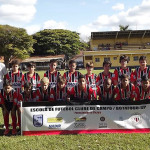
[0,62,7,89]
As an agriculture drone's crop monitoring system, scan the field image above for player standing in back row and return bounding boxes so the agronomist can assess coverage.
[63,60,81,91]
[113,55,132,85]
[131,56,150,86]
[44,59,61,88]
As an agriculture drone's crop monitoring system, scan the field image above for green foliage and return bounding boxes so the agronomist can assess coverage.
[119,25,130,31]
[33,29,88,59]
[0,25,35,65]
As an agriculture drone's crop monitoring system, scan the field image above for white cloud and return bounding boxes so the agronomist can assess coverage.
[0,0,37,23]
[77,0,150,41]
[0,0,37,5]
[25,20,69,35]
[25,25,41,35]
[43,20,68,30]
[112,3,124,11]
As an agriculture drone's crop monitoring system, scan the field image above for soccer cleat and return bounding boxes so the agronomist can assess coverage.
[12,129,17,135]
[4,129,9,135]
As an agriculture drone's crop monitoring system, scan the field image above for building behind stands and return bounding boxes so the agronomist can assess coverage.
[83,30,150,69]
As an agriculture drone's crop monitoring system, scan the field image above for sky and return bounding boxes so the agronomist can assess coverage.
[0,0,150,41]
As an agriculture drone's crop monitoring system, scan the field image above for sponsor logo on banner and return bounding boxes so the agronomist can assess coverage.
[130,113,142,125]
[33,115,43,127]
[100,117,105,122]
[47,117,63,123]
[74,123,86,128]
[49,124,61,129]
[99,123,107,128]
[74,117,86,122]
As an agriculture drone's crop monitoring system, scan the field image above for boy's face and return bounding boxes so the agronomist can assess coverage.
[69,63,76,71]
[41,83,49,91]
[139,60,147,68]
[50,62,57,70]
[28,66,35,73]
[120,59,127,67]
[4,86,12,94]
[25,87,32,95]
[58,82,65,89]
[78,78,86,88]
[86,66,93,72]
[104,64,110,72]
[12,64,19,72]
[121,78,129,87]
[104,79,112,89]
[142,81,150,90]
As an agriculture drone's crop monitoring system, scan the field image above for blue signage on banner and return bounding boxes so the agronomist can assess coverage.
[33,115,43,127]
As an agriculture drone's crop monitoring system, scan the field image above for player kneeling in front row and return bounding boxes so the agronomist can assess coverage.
[135,75,150,101]
[50,76,70,101]
[114,74,135,101]
[69,75,96,101]
[0,81,18,135]
[97,78,115,101]
[35,77,51,101]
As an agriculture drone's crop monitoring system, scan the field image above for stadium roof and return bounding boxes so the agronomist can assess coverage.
[91,30,150,39]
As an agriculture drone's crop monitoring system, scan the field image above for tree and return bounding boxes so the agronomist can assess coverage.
[0,25,35,66]
[32,29,88,59]
[119,25,130,31]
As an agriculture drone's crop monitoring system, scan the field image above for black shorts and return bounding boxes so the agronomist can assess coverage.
[3,101,16,112]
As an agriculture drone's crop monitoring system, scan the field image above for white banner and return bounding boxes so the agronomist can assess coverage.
[21,104,150,135]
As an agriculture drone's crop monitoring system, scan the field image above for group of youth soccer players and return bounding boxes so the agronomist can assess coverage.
[0,55,150,135]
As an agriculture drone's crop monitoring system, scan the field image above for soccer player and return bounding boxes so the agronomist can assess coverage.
[6,59,24,95]
[69,75,95,101]
[131,56,149,86]
[17,83,37,129]
[113,55,132,85]
[44,59,61,88]
[84,62,97,91]
[96,60,115,86]
[50,76,70,101]
[97,78,115,101]
[23,62,40,91]
[135,75,150,100]
[63,60,81,91]
[114,74,135,101]
[6,59,24,128]
[0,81,17,135]
[35,77,51,101]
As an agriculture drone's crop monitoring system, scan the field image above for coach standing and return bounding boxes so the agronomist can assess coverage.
[0,57,7,89]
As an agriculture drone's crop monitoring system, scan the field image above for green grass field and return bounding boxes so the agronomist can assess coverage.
[0,69,149,150]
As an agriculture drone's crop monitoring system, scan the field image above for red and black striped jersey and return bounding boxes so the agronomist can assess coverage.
[114,67,132,84]
[96,72,115,86]
[131,67,150,86]
[44,70,60,88]
[113,83,135,101]
[135,86,150,100]
[0,89,17,105]
[70,84,95,100]
[63,71,81,91]
[85,73,97,89]
[50,85,69,101]
[35,86,51,101]
[6,70,24,95]
[23,72,40,90]
[97,85,115,101]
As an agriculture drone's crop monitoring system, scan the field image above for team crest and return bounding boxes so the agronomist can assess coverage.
[129,113,142,125]
[33,115,43,127]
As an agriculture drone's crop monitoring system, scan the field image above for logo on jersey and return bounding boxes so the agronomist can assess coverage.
[33,115,43,127]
